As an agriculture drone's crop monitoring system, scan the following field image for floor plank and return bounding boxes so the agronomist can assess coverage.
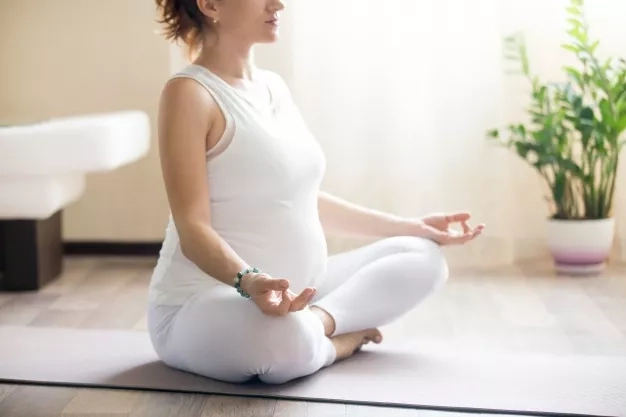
[79,270,150,329]
[0,385,77,417]
[0,384,17,405]
[39,258,98,297]
[46,263,142,314]
[272,400,309,416]
[274,400,347,417]
[0,293,15,309]
[0,292,59,326]
[201,396,276,417]
[128,391,208,417]
[62,388,139,415]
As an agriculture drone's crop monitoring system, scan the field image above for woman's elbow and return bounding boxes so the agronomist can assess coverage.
[175,219,207,260]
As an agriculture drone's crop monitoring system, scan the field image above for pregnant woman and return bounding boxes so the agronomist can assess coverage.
[148,0,485,385]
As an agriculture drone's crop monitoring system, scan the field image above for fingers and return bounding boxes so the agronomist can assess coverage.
[288,288,316,312]
[276,290,292,315]
[429,221,485,246]
[446,212,471,223]
[448,223,485,245]
[260,290,291,317]
[258,276,289,292]
[257,287,317,316]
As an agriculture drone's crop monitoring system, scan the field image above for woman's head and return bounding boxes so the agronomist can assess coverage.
[155,0,284,58]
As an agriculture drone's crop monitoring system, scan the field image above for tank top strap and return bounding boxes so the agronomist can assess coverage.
[170,64,242,116]
[168,64,240,158]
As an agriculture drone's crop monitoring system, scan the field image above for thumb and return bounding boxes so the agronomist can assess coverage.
[424,225,451,245]
[260,276,290,291]
[446,212,471,223]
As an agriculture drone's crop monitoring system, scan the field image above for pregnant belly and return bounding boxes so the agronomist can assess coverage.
[216,216,328,291]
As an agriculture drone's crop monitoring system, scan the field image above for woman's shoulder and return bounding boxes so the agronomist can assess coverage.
[158,71,221,128]
[161,73,215,106]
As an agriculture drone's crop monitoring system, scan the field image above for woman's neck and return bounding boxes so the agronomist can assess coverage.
[195,39,256,82]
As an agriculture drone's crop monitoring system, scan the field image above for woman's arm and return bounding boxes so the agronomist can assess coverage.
[158,77,248,286]
[317,191,426,239]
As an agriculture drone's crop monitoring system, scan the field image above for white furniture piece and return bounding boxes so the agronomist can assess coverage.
[0,111,151,291]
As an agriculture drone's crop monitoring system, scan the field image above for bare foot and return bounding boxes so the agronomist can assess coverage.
[330,328,383,361]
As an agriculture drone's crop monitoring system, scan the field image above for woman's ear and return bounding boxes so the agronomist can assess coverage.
[196,0,219,21]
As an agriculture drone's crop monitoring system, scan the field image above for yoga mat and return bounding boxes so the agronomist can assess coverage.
[0,326,625,417]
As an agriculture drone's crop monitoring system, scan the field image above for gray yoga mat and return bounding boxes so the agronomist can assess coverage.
[0,326,625,417]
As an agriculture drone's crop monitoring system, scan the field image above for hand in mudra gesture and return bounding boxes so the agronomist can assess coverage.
[241,273,317,316]
[418,212,485,246]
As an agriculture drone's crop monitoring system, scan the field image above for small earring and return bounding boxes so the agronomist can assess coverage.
[212,18,218,25]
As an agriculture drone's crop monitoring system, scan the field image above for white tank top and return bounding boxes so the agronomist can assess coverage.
[148,64,328,305]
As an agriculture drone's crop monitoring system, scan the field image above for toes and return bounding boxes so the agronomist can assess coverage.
[367,329,383,343]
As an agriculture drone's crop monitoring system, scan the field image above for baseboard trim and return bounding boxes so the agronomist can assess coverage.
[61,237,626,263]
[63,242,162,256]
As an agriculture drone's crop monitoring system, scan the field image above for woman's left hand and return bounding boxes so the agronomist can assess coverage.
[411,212,485,246]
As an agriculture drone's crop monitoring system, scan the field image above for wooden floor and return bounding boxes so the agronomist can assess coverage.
[0,255,625,417]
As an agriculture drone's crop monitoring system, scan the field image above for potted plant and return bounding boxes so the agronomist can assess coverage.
[487,0,626,275]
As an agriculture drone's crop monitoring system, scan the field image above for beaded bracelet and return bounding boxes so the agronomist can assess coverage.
[234,267,260,298]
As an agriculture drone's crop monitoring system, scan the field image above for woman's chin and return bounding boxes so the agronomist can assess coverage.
[257,36,280,44]
[258,27,280,43]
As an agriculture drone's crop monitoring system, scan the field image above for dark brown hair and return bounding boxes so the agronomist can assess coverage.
[155,0,212,58]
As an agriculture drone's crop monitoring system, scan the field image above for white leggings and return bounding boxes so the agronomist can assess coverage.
[147,236,449,385]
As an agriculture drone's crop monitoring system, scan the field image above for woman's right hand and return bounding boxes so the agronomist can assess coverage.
[241,273,317,316]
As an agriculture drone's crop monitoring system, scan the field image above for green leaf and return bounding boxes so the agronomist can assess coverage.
[567,18,582,28]
[599,99,614,127]
[486,129,499,139]
[560,158,585,177]
[616,115,626,133]
[566,6,581,15]
[567,28,587,44]
[538,85,547,102]
[580,106,595,121]
[571,0,583,6]
[562,44,580,54]
[572,94,583,111]
[532,127,555,147]
[594,134,609,155]
[564,66,583,87]
[514,142,531,159]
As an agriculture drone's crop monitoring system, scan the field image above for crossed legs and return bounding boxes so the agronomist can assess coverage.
[309,235,449,358]
[147,235,449,385]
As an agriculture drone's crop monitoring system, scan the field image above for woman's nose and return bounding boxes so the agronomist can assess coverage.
[270,0,285,12]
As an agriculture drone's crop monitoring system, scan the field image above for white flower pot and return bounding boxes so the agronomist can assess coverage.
[546,217,615,275]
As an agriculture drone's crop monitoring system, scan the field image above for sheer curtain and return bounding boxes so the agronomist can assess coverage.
[167,0,626,266]
[276,0,626,267]
[283,0,517,267]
